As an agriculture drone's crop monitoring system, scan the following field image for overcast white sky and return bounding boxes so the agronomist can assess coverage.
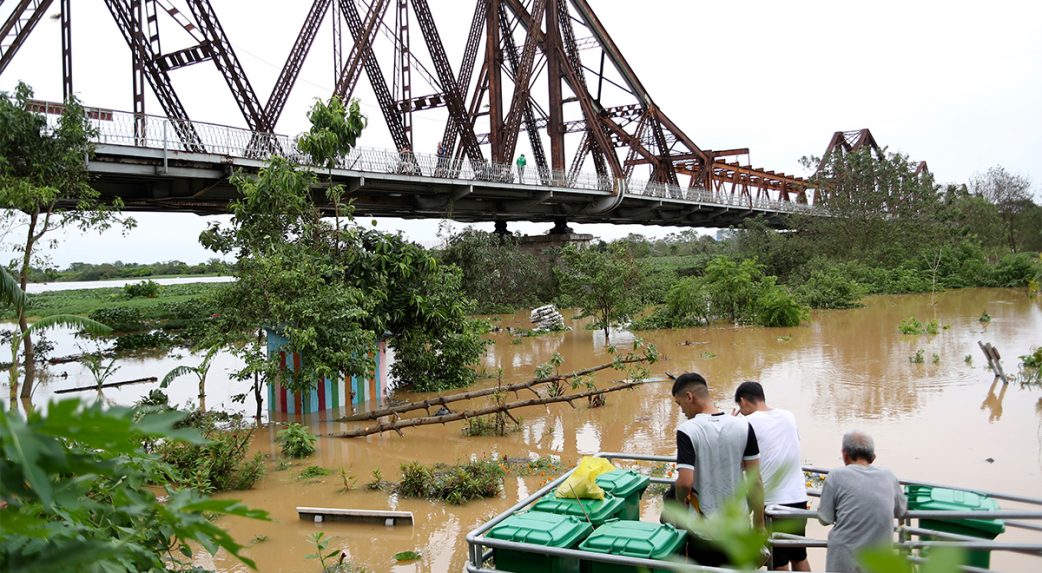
[2,0,1040,268]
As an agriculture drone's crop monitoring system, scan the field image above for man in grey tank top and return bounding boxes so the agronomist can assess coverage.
[673,372,765,526]
[817,431,908,572]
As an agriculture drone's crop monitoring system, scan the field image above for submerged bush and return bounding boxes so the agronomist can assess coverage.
[398,458,504,504]
[1022,347,1042,370]
[989,253,1042,287]
[89,306,146,332]
[754,284,807,327]
[277,422,317,458]
[114,331,174,351]
[795,266,865,309]
[124,280,160,299]
[634,256,808,329]
[152,407,266,493]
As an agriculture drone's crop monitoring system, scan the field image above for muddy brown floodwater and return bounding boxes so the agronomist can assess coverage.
[8,288,1042,571]
[191,288,1042,573]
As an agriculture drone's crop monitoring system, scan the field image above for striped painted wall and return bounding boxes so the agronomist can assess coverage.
[265,331,388,416]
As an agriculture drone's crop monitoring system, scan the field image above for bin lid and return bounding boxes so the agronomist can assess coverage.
[905,486,1006,535]
[532,492,626,525]
[579,520,686,559]
[487,512,593,548]
[596,470,651,498]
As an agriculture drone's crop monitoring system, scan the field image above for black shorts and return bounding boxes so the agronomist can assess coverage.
[770,501,808,568]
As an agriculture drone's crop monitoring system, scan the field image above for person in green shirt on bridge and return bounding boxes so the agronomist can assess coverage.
[516,154,526,181]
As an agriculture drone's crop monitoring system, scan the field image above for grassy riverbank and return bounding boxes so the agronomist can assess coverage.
[2,282,226,321]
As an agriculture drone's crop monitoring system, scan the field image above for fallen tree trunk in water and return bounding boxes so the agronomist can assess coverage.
[338,356,651,422]
[331,378,664,438]
[54,376,158,394]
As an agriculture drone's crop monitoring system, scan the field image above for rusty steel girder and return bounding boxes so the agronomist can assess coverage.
[1,0,817,206]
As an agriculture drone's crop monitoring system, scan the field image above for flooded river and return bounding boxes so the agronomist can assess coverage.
[8,287,1042,571]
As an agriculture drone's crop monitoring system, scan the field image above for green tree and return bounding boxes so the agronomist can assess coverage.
[437,227,551,312]
[970,165,1033,252]
[701,256,766,324]
[799,147,943,265]
[0,82,134,398]
[555,244,644,342]
[296,96,366,253]
[3,267,111,404]
[202,118,487,399]
[200,157,375,397]
[0,398,268,571]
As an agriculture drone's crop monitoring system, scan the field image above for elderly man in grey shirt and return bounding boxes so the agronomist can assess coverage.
[818,431,907,572]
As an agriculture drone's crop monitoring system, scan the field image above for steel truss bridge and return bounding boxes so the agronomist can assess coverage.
[2,0,819,227]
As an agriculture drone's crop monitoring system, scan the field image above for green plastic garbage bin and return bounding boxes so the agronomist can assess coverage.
[596,470,650,521]
[578,520,686,573]
[487,512,593,573]
[532,492,627,527]
[905,485,1006,569]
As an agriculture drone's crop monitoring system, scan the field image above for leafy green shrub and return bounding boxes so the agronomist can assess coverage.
[392,318,490,393]
[89,306,145,332]
[899,317,925,335]
[0,398,267,571]
[989,253,1042,287]
[154,410,265,493]
[123,279,160,299]
[1021,347,1042,370]
[277,422,317,458]
[114,331,174,352]
[754,283,807,327]
[462,414,520,436]
[795,266,865,309]
[298,465,331,480]
[398,458,504,504]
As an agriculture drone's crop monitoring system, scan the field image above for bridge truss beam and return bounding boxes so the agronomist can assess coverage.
[0,0,809,209]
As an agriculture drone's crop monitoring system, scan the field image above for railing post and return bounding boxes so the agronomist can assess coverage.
[161,120,169,175]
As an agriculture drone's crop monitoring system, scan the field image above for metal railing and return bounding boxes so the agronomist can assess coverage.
[464,452,1042,573]
[32,102,816,216]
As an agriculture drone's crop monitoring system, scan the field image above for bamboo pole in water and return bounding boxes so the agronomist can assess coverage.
[54,377,158,394]
[331,378,665,438]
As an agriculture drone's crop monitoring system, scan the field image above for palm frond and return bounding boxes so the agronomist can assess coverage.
[0,266,25,310]
[26,314,112,337]
[161,365,197,388]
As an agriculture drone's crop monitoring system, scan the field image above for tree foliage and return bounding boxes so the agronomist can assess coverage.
[970,165,1038,253]
[0,82,134,399]
[799,147,944,265]
[555,244,644,342]
[436,228,552,312]
[634,256,807,329]
[0,398,268,572]
[201,103,487,397]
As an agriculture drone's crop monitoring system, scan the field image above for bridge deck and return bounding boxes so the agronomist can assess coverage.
[64,107,814,227]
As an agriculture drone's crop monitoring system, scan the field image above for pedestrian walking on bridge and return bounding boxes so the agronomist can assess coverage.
[516,153,527,181]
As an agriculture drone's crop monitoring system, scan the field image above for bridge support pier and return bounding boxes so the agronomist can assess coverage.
[548,216,574,235]
[493,219,509,239]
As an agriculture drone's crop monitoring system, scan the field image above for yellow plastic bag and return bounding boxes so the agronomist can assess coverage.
[555,456,616,500]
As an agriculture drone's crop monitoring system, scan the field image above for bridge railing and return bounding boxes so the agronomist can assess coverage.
[49,104,813,215]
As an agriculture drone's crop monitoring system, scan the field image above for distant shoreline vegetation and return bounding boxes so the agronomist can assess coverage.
[16,259,233,283]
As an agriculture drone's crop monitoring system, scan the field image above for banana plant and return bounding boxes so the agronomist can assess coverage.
[0,266,25,310]
[161,347,220,412]
[7,313,112,405]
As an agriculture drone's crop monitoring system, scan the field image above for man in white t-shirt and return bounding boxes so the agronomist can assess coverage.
[735,381,810,571]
